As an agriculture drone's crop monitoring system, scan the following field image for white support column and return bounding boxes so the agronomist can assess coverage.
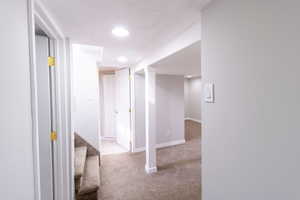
[144,66,157,174]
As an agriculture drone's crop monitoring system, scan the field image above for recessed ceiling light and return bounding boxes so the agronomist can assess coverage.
[117,56,128,63]
[112,26,130,38]
[185,75,193,79]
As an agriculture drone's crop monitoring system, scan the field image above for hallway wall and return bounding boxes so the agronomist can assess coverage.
[134,74,146,149]
[156,75,185,145]
[135,74,185,150]
[202,0,300,199]
[0,0,35,199]
[72,45,102,150]
[184,77,202,121]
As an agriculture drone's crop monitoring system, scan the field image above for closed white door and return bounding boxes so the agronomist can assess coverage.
[35,35,54,200]
[115,68,131,150]
[103,75,116,138]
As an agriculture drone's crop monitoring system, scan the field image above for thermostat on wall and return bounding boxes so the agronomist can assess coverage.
[204,83,214,103]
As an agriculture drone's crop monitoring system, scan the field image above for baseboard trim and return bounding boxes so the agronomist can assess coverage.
[133,146,146,153]
[133,139,186,153]
[157,139,186,149]
[101,136,116,141]
[145,165,158,174]
[185,118,202,124]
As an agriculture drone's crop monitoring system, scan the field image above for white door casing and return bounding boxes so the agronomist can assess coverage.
[115,68,131,150]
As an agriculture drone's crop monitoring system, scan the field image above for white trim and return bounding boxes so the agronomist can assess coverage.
[133,146,146,153]
[133,139,186,153]
[101,136,116,141]
[68,40,76,200]
[130,69,136,152]
[34,1,65,39]
[157,139,186,149]
[144,67,157,173]
[28,1,72,200]
[64,39,73,200]
[27,1,41,199]
[185,117,202,124]
[145,165,158,174]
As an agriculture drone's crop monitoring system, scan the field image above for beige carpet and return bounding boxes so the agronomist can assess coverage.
[100,140,128,155]
[99,120,201,200]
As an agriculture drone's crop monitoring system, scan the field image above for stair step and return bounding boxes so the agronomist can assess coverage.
[75,146,87,179]
[78,155,100,195]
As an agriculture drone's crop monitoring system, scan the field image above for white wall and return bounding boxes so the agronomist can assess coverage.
[98,74,104,138]
[135,74,185,149]
[72,44,102,150]
[184,77,202,121]
[202,1,300,199]
[0,0,35,199]
[184,79,189,118]
[134,73,146,148]
[156,75,185,144]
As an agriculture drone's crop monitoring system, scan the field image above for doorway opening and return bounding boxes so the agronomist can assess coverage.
[132,40,202,199]
[71,44,137,199]
[34,24,56,200]
[98,68,132,155]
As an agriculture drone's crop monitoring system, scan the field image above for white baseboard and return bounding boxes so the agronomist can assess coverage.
[133,146,145,153]
[156,139,186,149]
[133,139,186,153]
[145,165,158,174]
[101,136,116,141]
[185,117,202,124]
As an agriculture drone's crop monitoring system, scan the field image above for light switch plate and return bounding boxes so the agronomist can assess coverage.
[204,83,214,103]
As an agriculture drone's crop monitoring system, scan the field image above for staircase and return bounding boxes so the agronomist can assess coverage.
[75,133,101,200]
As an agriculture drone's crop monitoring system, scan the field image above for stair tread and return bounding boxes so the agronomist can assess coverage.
[78,155,100,195]
[75,146,87,179]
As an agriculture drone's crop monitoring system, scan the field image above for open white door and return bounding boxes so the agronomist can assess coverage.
[103,75,116,139]
[35,35,54,200]
[115,68,131,150]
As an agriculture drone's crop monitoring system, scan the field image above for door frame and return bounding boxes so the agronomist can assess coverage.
[99,67,136,152]
[28,1,72,200]
[130,68,137,152]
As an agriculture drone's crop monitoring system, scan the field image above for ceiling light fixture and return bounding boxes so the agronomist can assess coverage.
[117,56,128,63]
[185,75,193,79]
[112,26,130,38]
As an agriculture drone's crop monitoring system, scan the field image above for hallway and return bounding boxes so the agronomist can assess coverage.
[100,140,128,155]
[99,120,201,200]
[4,1,300,200]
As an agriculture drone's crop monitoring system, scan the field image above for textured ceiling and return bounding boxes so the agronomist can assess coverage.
[40,0,209,67]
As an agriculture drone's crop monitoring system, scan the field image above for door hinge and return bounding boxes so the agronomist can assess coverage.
[48,56,56,67]
[50,131,57,141]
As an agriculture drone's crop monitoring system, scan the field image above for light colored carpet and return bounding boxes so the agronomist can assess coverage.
[99,120,201,200]
[100,140,128,155]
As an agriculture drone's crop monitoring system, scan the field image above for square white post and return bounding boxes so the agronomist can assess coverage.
[144,66,157,173]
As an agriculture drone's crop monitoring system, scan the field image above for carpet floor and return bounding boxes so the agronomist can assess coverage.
[99,120,201,200]
[100,140,128,155]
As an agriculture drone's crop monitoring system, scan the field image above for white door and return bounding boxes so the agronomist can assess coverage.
[35,35,54,200]
[103,75,116,139]
[115,68,131,150]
